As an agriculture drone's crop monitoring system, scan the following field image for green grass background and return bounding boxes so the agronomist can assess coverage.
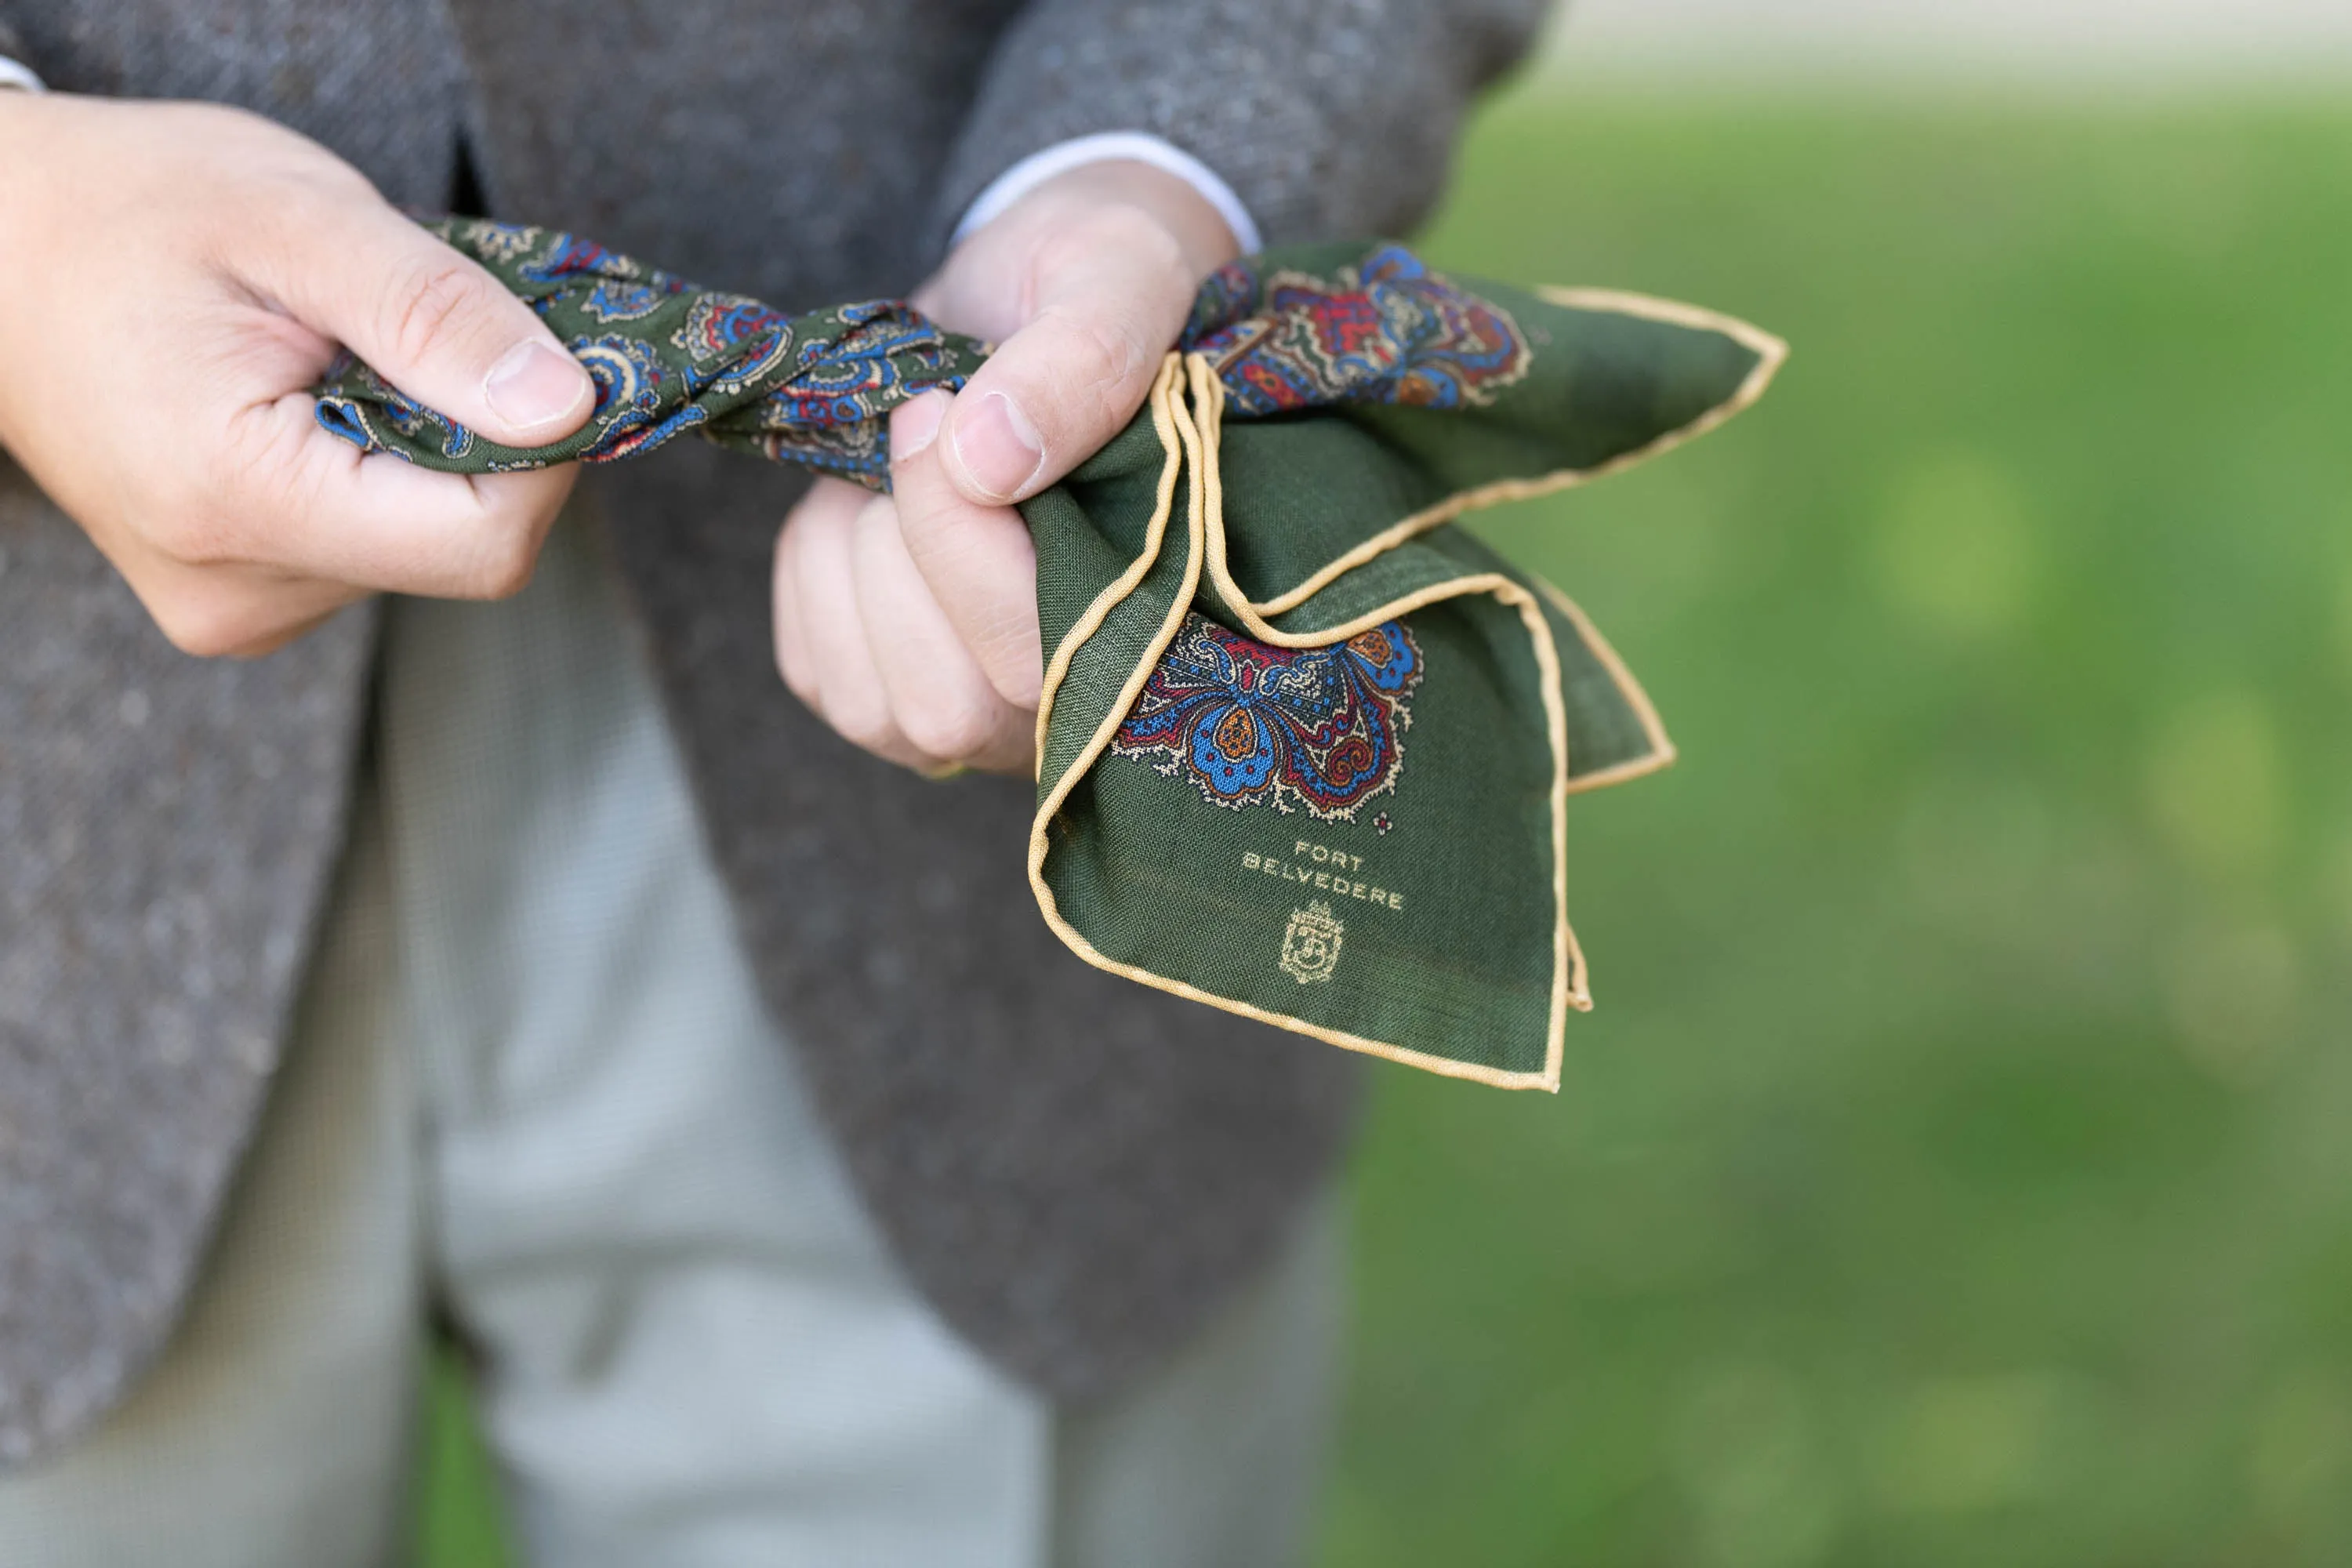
[422,88,2352,1566]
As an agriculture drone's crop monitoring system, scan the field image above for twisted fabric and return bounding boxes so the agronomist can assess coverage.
[316,220,988,481]
[318,220,1595,478]
[317,221,1786,1090]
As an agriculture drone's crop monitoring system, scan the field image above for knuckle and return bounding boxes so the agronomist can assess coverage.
[781,484,858,554]
[810,663,893,749]
[851,495,905,545]
[448,481,562,601]
[832,702,898,753]
[380,257,497,366]
[456,528,541,601]
[149,589,270,659]
[973,599,1044,666]
[1150,251,1196,314]
[1038,203,1175,276]
[1026,221,1098,284]
[775,644,817,705]
[1041,306,1150,420]
[900,690,996,761]
[474,551,539,602]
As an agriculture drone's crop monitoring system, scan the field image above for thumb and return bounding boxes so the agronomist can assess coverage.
[258,200,595,448]
[889,390,1044,708]
[935,225,1192,506]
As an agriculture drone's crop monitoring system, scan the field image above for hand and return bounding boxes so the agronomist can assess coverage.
[0,93,596,656]
[772,160,1240,775]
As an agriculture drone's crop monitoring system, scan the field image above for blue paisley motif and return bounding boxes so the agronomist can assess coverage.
[518,232,629,284]
[579,279,676,324]
[1112,615,1422,821]
[315,356,475,462]
[572,334,681,461]
[672,295,795,395]
[747,300,973,478]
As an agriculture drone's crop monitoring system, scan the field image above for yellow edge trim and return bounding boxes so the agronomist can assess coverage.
[1027,353,1575,1093]
[1530,574,1682,796]
[1032,354,1189,781]
[1244,286,1790,619]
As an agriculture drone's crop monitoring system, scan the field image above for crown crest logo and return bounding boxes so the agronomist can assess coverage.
[1279,901,1345,985]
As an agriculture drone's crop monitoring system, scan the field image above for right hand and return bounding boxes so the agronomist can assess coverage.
[0,93,596,656]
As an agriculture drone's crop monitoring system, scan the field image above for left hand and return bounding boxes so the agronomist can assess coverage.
[772,161,1240,775]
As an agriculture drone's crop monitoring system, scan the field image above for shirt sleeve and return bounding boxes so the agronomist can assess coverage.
[932,0,1552,252]
[0,30,42,94]
[950,129,1263,255]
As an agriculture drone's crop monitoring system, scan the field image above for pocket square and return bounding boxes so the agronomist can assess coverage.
[317,220,1784,1090]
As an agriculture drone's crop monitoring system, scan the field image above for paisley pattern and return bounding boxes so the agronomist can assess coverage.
[299,221,1770,1087]
[579,279,677,324]
[769,301,964,425]
[314,220,985,483]
[314,357,474,463]
[315,224,1530,483]
[1112,614,1422,821]
[672,294,795,394]
[747,299,970,479]
[573,333,715,461]
[514,229,652,287]
[1181,244,1532,416]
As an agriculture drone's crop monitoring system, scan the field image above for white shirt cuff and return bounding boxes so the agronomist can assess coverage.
[0,56,45,93]
[951,131,1262,256]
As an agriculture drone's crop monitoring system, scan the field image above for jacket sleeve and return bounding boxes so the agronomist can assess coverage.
[933,0,1552,251]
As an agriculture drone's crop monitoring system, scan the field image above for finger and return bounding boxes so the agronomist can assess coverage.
[774,479,868,704]
[886,392,1043,709]
[849,493,1034,774]
[246,193,594,448]
[935,207,1192,504]
[188,390,578,598]
[782,478,939,771]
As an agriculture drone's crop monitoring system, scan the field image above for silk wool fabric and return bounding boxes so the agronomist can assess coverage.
[316,219,1784,1089]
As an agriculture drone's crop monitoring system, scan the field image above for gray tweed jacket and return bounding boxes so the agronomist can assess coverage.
[0,0,1543,1465]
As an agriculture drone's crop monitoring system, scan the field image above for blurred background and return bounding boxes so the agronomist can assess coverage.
[423,4,2352,1563]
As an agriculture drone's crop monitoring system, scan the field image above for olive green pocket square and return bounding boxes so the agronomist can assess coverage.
[318,221,1784,1089]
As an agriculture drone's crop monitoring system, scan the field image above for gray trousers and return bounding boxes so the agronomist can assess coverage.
[0,519,1341,1568]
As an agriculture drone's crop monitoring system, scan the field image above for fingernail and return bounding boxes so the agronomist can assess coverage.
[949,391,1045,503]
[483,341,591,434]
[891,390,950,463]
